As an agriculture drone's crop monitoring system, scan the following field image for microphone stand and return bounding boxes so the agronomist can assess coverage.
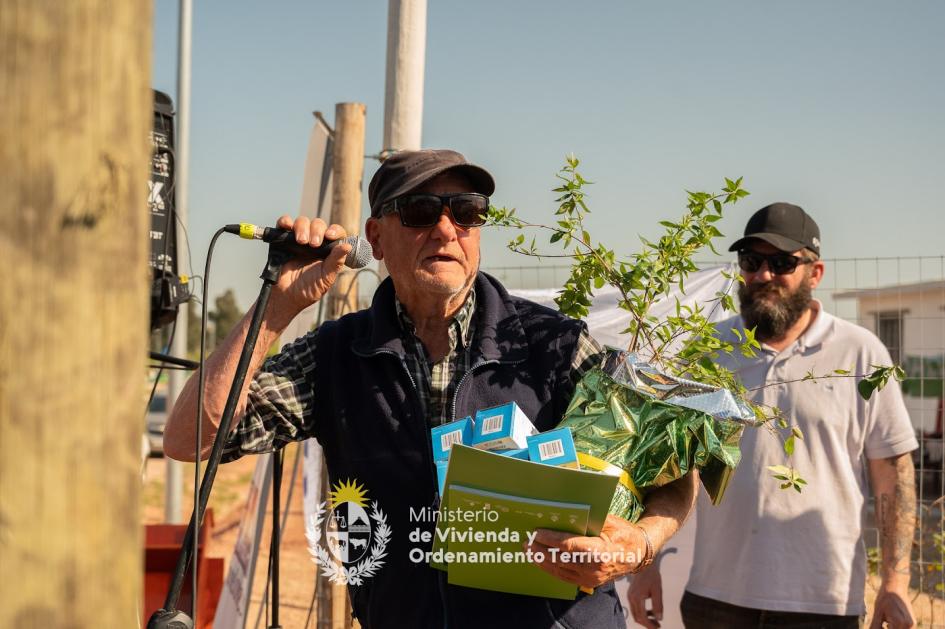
[269,448,284,629]
[147,245,294,629]
[149,351,200,371]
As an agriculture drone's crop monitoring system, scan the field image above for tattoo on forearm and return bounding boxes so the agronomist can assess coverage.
[876,456,916,578]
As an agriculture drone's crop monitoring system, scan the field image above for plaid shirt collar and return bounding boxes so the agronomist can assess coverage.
[353,273,529,365]
[395,289,477,426]
[394,288,477,350]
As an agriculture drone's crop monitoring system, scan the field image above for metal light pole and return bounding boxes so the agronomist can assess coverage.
[382,0,426,155]
[165,0,192,524]
[378,0,427,281]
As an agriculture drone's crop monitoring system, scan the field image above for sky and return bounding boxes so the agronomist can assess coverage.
[151,0,945,311]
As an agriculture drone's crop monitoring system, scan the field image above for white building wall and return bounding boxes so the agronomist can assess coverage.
[853,290,944,435]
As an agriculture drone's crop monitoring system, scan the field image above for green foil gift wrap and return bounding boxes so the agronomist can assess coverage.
[557,351,754,522]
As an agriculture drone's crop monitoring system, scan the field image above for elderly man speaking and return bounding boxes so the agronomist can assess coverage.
[164,149,696,628]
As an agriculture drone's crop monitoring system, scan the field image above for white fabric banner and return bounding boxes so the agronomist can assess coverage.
[214,454,272,629]
[282,116,335,344]
[510,264,737,352]
[301,439,325,530]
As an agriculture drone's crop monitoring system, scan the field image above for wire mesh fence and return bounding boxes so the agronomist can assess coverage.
[485,256,945,620]
[822,257,945,620]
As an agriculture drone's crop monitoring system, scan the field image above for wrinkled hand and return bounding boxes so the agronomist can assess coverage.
[869,587,915,629]
[270,215,351,316]
[627,564,663,628]
[526,514,648,590]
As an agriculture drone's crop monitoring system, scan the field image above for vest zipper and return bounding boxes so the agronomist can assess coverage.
[450,359,499,421]
[367,349,437,489]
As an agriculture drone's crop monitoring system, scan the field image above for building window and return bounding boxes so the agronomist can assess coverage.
[875,311,903,365]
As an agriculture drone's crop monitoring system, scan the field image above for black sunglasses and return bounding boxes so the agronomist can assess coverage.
[380,193,489,228]
[737,250,816,275]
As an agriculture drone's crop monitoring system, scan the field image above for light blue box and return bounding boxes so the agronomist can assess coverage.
[435,459,449,495]
[527,427,579,469]
[494,448,530,460]
[471,402,537,451]
[431,417,474,462]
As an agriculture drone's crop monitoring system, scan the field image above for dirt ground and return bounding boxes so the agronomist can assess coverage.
[863,574,945,628]
[143,450,945,628]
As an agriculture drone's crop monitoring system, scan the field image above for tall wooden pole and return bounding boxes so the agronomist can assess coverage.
[328,103,367,320]
[321,103,367,629]
[0,2,152,627]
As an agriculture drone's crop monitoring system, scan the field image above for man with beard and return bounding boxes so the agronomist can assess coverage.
[629,203,918,629]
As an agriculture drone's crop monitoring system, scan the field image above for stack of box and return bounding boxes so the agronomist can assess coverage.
[431,417,474,494]
[526,427,579,469]
[470,402,538,451]
[426,402,632,601]
[430,402,581,494]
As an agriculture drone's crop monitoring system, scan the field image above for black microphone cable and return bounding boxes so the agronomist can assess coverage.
[146,320,176,413]
[142,320,176,482]
[189,225,227,623]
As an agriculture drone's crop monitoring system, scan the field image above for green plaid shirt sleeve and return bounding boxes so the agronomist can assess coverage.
[221,331,319,462]
[571,327,605,385]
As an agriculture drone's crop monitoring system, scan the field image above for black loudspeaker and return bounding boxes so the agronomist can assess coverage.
[150,90,189,330]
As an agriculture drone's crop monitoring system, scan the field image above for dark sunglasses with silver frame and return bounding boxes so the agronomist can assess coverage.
[379,192,490,228]
[737,249,816,275]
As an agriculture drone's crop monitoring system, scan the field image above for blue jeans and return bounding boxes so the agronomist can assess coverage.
[681,591,862,629]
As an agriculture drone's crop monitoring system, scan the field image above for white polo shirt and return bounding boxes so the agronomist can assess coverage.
[686,301,918,615]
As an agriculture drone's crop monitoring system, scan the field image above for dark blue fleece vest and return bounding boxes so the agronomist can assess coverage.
[311,273,624,629]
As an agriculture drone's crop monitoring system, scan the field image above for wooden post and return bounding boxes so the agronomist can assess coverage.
[316,475,333,629]
[331,578,351,628]
[0,2,152,628]
[328,103,367,320]
[326,101,366,629]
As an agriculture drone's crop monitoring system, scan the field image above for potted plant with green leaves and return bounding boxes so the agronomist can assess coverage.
[487,156,904,520]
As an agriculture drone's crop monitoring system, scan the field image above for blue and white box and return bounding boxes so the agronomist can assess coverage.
[471,402,537,451]
[494,448,530,460]
[435,459,449,494]
[527,427,579,469]
[431,417,474,462]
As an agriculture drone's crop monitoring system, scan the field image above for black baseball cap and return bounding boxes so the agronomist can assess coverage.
[729,202,821,256]
[368,149,496,217]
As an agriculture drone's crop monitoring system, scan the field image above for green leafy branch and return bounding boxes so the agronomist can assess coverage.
[487,155,906,493]
[748,365,907,401]
[766,464,808,493]
[856,365,907,400]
